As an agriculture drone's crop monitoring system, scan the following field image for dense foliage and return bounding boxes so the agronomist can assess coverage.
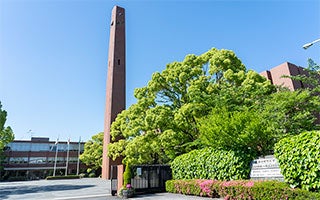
[107,48,320,165]
[0,102,14,151]
[108,48,276,165]
[79,132,103,173]
[0,102,14,178]
[274,131,320,192]
[166,179,320,200]
[197,89,320,157]
[171,148,251,180]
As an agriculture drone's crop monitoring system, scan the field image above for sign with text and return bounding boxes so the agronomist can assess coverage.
[250,155,284,181]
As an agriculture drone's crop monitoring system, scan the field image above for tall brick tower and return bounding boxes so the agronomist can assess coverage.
[102,6,125,179]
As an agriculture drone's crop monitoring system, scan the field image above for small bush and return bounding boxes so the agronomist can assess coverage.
[293,189,320,200]
[171,147,251,180]
[274,131,320,192]
[88,172,96,178]
[46,175,80,180]
[123,164,132,187]
[166,179,320,199]
[79,173,86,178]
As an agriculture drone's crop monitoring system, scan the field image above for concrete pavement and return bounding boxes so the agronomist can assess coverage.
[0,178,222,200]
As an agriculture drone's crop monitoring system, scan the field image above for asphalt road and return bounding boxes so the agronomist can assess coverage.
[0,178,222,200]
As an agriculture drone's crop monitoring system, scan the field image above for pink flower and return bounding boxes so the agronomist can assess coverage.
[245,181,254,187]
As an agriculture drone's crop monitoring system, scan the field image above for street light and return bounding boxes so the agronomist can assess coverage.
[303,38,320,49]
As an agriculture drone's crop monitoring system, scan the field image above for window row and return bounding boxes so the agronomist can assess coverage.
[4,157,80,164]
[6,143,84,152]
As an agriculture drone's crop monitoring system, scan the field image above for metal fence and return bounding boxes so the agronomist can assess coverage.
[131,164,172,193]
[110,165,118,196]
[110,164,172,195]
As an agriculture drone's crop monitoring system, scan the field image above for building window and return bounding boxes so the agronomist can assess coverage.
[29,157,46,164]
[48,157,55,163]
[118,59,120,65]
[69,157,78,163]
[9,157,28,164]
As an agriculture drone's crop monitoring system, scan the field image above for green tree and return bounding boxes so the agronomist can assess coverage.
[0,102,14,151]
[260,89,320,137]
[108,48,274,165]
[0,102,14,179]
[197,106,271,157]
[197,88,320,157]
[79,132,103,174]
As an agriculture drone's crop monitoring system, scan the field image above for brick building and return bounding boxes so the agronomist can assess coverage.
[260,62,310,90]
[261,61,320,123]
[1,137,87,180]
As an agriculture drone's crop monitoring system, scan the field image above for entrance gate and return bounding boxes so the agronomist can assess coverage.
[131,165,172,193]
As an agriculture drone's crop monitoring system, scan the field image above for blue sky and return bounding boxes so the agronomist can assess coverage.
[1,0,319,142]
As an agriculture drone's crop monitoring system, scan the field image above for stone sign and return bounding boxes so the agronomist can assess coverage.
[250,155,284,181]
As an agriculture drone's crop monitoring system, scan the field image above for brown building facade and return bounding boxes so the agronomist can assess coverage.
[1,137,86,180]
[260,62,309,90]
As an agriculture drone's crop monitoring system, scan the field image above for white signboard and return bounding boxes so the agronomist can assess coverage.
[250,155,284,181]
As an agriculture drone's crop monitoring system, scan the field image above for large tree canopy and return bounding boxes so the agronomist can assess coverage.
[108,48,275,165]
[0,102,14,151]
[107,49,320,166]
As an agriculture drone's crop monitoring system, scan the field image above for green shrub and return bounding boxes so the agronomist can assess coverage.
[166,180,175,193]
[274,131,320,192]
[166,179,320,199]
[79,173,86,178]
[171,147,251,180]
[166,179,217,197]
[246,181,294,200]
[123,164,132,187]
[46,175,80,180]
[88,172,96,178]
[8,176,27,181]
[293,189,320,200]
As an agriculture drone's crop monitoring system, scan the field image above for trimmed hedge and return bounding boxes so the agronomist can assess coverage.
[166,179,320,200]
[46,175,80,180]
[171,148,251,180]
[274,131,320,192]
[7,176,28,181]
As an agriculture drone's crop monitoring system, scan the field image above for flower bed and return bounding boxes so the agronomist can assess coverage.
[166,179,320,200]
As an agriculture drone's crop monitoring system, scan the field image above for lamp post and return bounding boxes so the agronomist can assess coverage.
[303,38,320,49]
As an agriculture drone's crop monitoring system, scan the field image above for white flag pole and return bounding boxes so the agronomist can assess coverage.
[65,138,70,176]
[76,137,81,175]
[53,137,59,177]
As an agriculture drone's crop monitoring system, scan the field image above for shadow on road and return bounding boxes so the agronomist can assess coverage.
[0,184,95,199]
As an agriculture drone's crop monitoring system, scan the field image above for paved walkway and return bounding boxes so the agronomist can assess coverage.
[0,178,222,200]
